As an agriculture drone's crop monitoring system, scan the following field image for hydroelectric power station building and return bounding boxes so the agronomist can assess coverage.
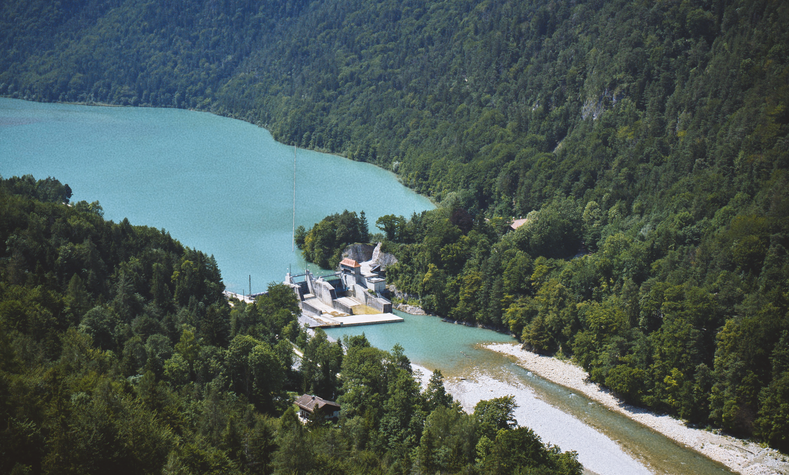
[285,256,401,328]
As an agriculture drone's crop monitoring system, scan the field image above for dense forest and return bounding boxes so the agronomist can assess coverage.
[2,0,787,213]
[0,176,581,474]
[2,0,788,456]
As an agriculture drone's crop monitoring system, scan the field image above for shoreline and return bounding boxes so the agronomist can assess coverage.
[485,343,789,475]
[1,96,442,208]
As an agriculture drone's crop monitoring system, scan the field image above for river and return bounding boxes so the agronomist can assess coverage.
[325,311,735,475]
[1,98,735,474]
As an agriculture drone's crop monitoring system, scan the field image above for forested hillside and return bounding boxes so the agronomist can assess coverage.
[0,177,581,474]
[2,0,789,455]
[2,0,787,215]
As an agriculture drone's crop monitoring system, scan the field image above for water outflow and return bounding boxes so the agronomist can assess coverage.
[324,311,734,475]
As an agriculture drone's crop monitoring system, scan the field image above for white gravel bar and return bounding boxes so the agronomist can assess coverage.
[486,343,789,475]
[413,364,650,475]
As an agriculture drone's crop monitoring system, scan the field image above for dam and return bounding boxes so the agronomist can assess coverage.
[285,257,403,328]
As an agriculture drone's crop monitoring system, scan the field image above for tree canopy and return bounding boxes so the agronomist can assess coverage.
[2,0,789,455]
[0,176,581,473]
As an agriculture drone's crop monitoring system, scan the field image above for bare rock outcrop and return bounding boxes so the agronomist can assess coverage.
[342,242,398,270]
[342,243,375,263]
[370,242,398,270]
[395,303,426,315]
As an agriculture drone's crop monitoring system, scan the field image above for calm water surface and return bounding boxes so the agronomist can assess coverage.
[1,98,733,475]
[0,98,433,294]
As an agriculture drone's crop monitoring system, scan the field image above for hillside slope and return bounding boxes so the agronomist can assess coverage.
[2,0,787,215]
[0,176,583,474]
[2,0,789,452]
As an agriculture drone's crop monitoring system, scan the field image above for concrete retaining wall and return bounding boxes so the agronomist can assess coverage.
[333,299,354,314]
[352,284,392,313]
[301,300,322,316]
[312,280,337,305]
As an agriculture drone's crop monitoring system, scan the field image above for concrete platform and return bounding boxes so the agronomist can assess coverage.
[335,297,359,308]
[302,297,346,316]
[308,312,403,328]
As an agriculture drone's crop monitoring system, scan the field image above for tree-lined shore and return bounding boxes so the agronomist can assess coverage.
[0,176,581,474]
[3,0,789,458]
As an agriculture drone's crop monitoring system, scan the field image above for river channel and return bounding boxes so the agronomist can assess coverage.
[1,98,735,475]
[325,311,734,475]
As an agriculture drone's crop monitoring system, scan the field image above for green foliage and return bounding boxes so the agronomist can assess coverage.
[301,328,343,400]
[227,334,286,413]
[479,428,557,474]
[512,197,583,259]
[376,214,407,242]
[314,151,786,448]
[423,370,453,413]
[8,0,785,220]
[417,404,477,474]
[474,396,518,441]
[0,176,582,475]
[3,0,789,456]
[0,178,292,473]
[299,210,369,269]
[272,406,312,475]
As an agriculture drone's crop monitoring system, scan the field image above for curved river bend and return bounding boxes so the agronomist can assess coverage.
[1,98,734,475]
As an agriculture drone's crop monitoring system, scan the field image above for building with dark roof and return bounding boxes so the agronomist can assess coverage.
[294,394,341,420]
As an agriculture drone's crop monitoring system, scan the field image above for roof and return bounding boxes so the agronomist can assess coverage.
[294,394,341,413]
[340,258,360,268]
[510,218,529,230]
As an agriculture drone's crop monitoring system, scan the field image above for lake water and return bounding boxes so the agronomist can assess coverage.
[0,98,733,475]
[0,98,433,294]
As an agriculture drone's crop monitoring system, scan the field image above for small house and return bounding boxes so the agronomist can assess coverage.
[294,394,341,420]
[340,258,362,276]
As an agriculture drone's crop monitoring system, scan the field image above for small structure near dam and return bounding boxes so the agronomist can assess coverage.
[285,256,402,328]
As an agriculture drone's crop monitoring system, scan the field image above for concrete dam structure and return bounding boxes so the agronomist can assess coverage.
[285,257,402,328]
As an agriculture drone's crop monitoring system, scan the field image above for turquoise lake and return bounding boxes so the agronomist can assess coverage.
[0,98,735,475]
[0,98,433,294]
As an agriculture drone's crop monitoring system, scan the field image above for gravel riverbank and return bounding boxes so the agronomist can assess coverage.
[412,363,650,475]
[486,343,789,475]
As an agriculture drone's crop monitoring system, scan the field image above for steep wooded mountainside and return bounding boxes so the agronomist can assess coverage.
[2,0,787,216]
[2,0,789,453]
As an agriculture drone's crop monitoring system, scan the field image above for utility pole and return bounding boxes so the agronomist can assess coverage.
[292,144,297,252]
